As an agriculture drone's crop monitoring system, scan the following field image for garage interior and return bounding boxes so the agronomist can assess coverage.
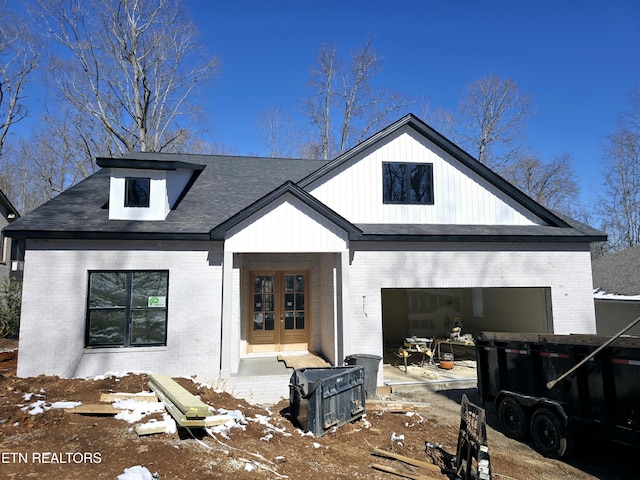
[382,287,552,354]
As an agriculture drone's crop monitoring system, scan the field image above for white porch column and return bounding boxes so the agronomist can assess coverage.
[339,249,351,363]
[220,248,234,378]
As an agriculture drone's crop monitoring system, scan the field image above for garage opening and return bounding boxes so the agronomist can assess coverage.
[381,287,552,349]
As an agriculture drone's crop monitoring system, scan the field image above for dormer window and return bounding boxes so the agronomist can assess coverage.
[125,177,151,208]
[97,155,205,221]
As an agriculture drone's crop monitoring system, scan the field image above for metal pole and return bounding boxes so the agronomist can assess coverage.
[546,315,640,390]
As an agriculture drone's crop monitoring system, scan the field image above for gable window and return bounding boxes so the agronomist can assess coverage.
[383,162,434,204]
[124,177,151,207]
[86,270,168,347]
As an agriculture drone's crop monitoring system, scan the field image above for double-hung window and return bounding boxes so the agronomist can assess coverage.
[86,270,168,347]
[383,162,434,204]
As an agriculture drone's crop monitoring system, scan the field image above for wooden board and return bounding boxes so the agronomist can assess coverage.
[100,393,158,403]
[372,449,442,473]
[277,353,330,369]
[65,404,124,415]
[148,374,211,419]
[371,464,442,480]
[134,420,175,436]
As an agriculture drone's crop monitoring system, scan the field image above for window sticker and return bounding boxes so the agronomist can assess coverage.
[148,296,167,308]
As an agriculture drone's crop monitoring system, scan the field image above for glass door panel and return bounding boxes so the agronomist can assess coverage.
[248,271,309,352]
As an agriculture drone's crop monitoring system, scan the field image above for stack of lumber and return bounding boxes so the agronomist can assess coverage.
[148,373,231,428]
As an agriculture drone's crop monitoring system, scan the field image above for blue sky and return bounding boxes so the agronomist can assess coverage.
[188,0,639,207]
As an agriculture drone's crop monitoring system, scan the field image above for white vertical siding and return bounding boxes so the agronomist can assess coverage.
[225,193,348,253]
[308,126,544,226]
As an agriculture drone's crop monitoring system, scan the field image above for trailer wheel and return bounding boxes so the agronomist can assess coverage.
[530,408,573,458]
[497,396,528,440]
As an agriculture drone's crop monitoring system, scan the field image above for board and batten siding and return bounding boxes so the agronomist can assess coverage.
[17,239,224,381]
[308,126,544,226]
[225,193,349,253]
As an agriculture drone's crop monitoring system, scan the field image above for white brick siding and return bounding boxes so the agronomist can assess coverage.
[17,239,224,381]
[346,241,597,386]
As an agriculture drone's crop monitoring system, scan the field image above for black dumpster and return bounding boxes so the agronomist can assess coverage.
[344,353,382,397]
[289,366,365,437]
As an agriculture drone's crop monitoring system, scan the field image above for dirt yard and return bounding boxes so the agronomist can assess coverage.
[0,340,636,479]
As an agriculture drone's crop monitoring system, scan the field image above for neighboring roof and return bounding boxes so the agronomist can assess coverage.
[3,114,607,244]
[0,188,20,219]
[592,246,640,296]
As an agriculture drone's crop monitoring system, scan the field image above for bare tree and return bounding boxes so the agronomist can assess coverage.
[599,86,640,251]
[303,38,409,160]
[32,0,219,154]
[503,153,579,213]
[454,75,533,173]
[0,4,40,160]
[256,105,300,158]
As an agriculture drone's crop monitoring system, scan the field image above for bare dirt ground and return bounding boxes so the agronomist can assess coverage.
[0,339,636,480]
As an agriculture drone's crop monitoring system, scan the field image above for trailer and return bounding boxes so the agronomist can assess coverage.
[475,331,640,458]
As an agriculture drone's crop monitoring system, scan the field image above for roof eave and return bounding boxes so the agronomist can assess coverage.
[354,233,607,243]
[2,229,212,241]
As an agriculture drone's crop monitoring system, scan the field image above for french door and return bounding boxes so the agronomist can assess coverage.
[248,271,309,352]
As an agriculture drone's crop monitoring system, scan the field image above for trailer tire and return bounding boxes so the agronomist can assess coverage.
[530,408,573,458]
[497,396,528,440]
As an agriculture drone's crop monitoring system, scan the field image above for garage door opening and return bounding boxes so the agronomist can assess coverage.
[381,287,553,349]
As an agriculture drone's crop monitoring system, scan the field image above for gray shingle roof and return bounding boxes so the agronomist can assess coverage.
[592,246,640,295]
[3,154,327,239]
[2,116,608,245]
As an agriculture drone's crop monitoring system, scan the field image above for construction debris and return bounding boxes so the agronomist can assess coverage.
[371,448,444,475]
[371,462,443,480]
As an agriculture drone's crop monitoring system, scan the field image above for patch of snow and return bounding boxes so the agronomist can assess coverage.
[361,414,371,429]
[92,371,150,381]
[312,442,322,449]
[20,400,82,415]
[50,401,83,409]
[113,399,165,424]
[244,462,256,471]
[205,408,246,438]
[391,432,405,446]
[248,414,292,437]
[260,433,273,442]
[117,465,156,480]
[593,289,640,301]
[161,413,177,434]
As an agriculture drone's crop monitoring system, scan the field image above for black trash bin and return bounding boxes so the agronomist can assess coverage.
[289,366,365,437]
[344,353,382,398]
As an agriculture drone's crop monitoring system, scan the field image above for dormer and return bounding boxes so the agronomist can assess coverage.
[97,155,205,221]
